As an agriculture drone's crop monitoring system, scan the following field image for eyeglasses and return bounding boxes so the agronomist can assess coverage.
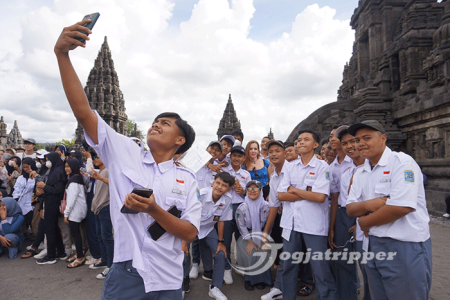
[247,187,261,192]
[252,167,260,178]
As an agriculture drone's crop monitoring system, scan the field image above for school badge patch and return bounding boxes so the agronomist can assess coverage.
[404,170,414,183]
[325,171,330,180]
[196,188,201,202]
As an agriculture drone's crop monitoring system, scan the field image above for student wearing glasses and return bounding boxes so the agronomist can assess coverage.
[242,140,271,199]
[235,180,271,291]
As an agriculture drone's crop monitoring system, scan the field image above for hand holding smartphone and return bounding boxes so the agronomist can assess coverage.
[121,188,153,214]
[74,13,100,43]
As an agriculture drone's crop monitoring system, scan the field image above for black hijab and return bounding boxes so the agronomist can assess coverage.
[5,156,21,175]
[65,158,84,186]
[44,152,66,186]
[22,157,37,179]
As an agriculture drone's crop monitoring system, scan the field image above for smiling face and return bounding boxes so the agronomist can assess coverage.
[208,144,222,159]
[221,139,232,155]
[325,143,337,164]
[261,138,270,151]
[24,142,35,152]
[64,162,72,175]
[230,152,245,168]
[249,142,260,159]
[329,129,341,151]
[268,144,285,164]
[22,163,32,174]
[211,177,232,199]
[147,117,185,154]
[341,133,360,159]
[285,146,297,162]
[354,128,386,161]
[296,132,318,155]
[247,183,261,200]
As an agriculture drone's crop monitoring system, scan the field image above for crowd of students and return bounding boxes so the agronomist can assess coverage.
[0,20,434,300]
[0,141,114,280]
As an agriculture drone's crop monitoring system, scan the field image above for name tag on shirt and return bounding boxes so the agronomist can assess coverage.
[379,179,390,183]
[172,189,186,195]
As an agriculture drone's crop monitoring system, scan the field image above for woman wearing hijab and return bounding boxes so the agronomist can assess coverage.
[54,145,68,160]
[63,158,87,268]
[235,180,272,291]
[0,197,24,259]
[12,158,37,234]
[5,155,22,196]
[35,152,68,264]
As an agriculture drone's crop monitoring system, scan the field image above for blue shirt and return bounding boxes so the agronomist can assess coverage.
[243,159,270,186]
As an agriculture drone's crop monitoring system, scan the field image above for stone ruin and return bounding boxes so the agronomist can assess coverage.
[73,36,128,150]
[0,117,24,151]
[289,0,450,213]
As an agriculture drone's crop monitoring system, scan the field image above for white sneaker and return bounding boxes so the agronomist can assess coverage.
[208,285,227,300]
[34,249,47,259]
[85,256,101,265]
[223,269,233,284]
[189,263,199,279]
[38,243,45,250]
[261,287,283,300]
[96,267,110,279]
[443,213,450,218]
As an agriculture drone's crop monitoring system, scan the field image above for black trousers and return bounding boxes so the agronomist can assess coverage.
[446,195,450,214]
[24,210,33,230]
[69,220,84,258]
[44,199,65,259]
[31,217,45,249]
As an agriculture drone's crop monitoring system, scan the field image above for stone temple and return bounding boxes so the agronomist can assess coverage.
[0,117,24,151]
[74,36,128,150]
[217,94,241,139]
[289,0,450,213]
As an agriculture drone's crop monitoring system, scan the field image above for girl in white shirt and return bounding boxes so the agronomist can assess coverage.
[12,158,37,233]
[63,158,87,268]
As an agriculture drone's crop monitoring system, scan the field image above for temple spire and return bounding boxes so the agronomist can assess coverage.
[217,94,241,139]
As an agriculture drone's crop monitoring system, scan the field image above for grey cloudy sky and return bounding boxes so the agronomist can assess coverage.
[0,0,358,147]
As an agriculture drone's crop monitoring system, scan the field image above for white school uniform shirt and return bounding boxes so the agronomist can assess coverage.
[12,176,35,215]
[235,201,270,239]
[223,165,251,204]
[277,155,330,237]
[198,188,233,239]
[196,165,214,189]
[347,147,430,243]
[268,161,288,208]
[85,111,202,293]
[329,155,353,194]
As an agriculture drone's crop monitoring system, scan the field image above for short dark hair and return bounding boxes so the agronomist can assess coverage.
[297,129,320,144]
[320,138,328,147]
[154,112,195,155]
[222,138,234,147]
[230,129,244,140]
[262,136,270,140]
[338,129,349,141]
[332,125,339,130]
[284,141,294,148]
[214,172,235,187]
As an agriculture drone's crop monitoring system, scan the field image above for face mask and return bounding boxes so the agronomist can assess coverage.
[36,162,42,169]
[45,161,52,169]
[8,161,14,167]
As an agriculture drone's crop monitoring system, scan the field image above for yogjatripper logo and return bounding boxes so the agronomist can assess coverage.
[229,231,397,276]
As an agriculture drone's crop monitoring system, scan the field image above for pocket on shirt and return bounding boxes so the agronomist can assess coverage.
[166,196,187,211]
[121,167,148,189]
[374,183,390,197]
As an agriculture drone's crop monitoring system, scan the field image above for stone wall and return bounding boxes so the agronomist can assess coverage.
[289,0,450,213]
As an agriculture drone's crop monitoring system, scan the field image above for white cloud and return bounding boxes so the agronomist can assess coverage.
[0,0,354,147]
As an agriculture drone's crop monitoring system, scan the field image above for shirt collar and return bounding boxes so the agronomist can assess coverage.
[143,151,155,165]
[273,161,287,178]
[363,147,391,172]
[157,159,174,174]
[300,154,317,168]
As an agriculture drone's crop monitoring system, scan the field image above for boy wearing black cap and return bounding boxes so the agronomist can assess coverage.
[222,145,251,284]
[346,120,432,300]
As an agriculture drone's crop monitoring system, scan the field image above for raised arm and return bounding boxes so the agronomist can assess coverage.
[54,20,98,144]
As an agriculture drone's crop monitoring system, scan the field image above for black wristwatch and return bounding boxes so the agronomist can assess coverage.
[218,240,225,243]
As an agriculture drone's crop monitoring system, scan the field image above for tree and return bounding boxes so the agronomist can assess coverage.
[35,143,45,150]
[126,119,145,141]
[55,138,76,148]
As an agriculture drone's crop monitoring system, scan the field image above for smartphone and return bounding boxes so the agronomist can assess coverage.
[147,205,181,241]
[75,12,100,43]
[120,188,153,214]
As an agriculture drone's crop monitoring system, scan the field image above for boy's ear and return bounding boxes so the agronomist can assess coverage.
[175,136,186,147]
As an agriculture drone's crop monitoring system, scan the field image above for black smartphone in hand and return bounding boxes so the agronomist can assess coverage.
[120,188,153,214]
[147,205,181,241]
[75,12,100,43]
